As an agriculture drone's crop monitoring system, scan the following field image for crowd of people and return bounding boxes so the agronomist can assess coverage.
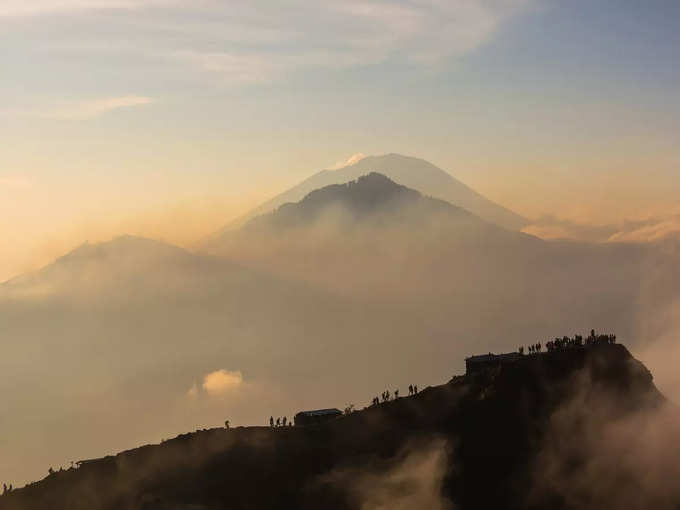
[269,416,292,428]
[519,330,617,355]
[370,384,418,406]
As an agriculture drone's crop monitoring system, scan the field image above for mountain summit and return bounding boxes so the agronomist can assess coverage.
[214,154,527,236]
[243,172,473,231]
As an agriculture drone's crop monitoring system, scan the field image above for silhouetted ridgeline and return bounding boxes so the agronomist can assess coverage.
[1,342,678,510]
[242,172,475,231]
[213,153,528,235]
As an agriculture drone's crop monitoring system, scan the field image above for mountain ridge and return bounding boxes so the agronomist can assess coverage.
[0,343,674,510]
[242,172,479,232]
[208,153,527,243]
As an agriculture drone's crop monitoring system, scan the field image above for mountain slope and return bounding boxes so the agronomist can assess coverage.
[211,153,527,238]
[242,172,477,232]
[208,171,547,299]
[1,343,675,510]
[2,235,201,293]
[0,235,383,488]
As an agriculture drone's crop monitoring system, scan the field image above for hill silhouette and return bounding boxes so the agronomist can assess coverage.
[210,153,527,239]
[0,343,676,510]
[243,172,478,231]
[2,235,204,292]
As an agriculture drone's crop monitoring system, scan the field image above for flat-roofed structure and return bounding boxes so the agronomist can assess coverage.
[465,352,521,375]
[294,408,342,427]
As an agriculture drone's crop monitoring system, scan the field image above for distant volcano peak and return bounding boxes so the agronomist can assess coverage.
[209,153,526,242]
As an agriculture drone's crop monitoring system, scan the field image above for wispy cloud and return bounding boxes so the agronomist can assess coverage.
[34,96,154,120]
[0,0,171,17]
[2,1,534,83]
[329,153,367,170]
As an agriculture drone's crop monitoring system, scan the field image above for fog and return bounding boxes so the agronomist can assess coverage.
[529,362,680,510]
[319,438,453,510]
[1,176,679,489]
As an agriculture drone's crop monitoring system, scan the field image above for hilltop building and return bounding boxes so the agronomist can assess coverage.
[294,408,342,427]
[465,352,521,375]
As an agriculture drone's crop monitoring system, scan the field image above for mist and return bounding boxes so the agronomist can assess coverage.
[529,362,680,510]
[2,173,680,489]
[319,438,453,510]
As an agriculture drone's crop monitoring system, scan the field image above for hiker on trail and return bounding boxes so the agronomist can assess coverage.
[282,417,287,427]
[270,416,274,427]
[225,420,230,429]
[414,385,418,394]
[276,417,281,427]
[409,384,413,395]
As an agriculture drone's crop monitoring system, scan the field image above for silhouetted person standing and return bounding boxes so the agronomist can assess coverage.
[270,416,274,428]
[282,416,287,427]
[414,385,418,394]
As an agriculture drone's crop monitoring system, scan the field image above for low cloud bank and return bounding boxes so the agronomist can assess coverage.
[523,212,680,244]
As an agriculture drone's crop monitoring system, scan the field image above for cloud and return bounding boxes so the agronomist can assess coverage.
[522,215,619,242]
[0,0,172,17]
[320,438,453,510]
[329,153,367,170]
[36,96,154,120]
[201,369,244,396]
[607,216,680,244]
[529,366,680,510]
[523,211,680,244]
[1,1,534,83]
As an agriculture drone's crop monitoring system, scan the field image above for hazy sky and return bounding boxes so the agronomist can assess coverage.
[1,0,679,280]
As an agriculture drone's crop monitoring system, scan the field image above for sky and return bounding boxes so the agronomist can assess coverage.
[1,0,680,281]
